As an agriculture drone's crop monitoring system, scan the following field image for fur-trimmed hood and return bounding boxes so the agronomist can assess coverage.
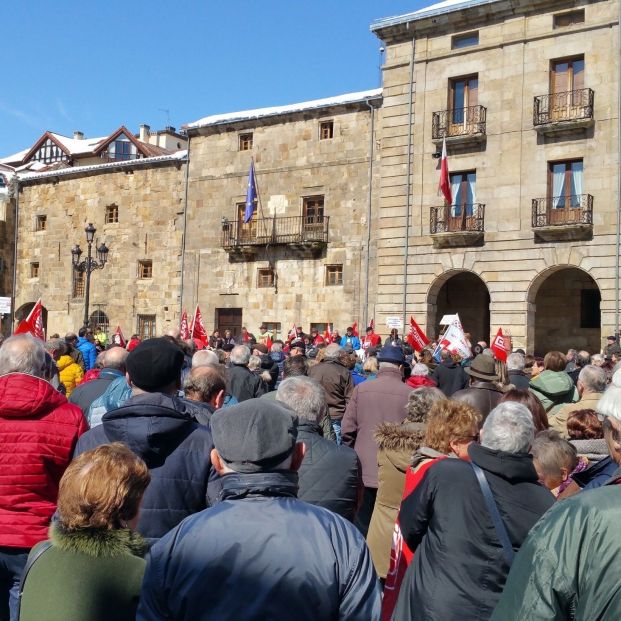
[50,523,147,558]
[374,421,425,452]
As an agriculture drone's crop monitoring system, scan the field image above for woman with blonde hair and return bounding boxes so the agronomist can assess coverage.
[19,443,151,621]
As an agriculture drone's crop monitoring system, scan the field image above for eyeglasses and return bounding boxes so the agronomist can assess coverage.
[461,433,480,443]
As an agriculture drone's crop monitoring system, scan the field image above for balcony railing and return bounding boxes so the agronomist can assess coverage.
[533,88,594,126]
[531,194,593,227]
[430,204,485,234]
[432,106,487,140]
[221,215,329,249]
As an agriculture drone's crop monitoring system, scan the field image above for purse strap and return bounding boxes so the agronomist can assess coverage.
[18,541,53,616]
[470,462,515,566]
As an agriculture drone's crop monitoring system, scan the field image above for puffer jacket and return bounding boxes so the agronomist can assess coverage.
[76,337,97,371]
[297,421,361,521]
[57,354,84,397]
[137,471,381,620]
[0,373,88,548]
[74,392,216,543]
[529,370,578,417]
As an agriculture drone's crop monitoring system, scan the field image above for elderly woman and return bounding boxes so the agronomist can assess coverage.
[406,363,436,389]
[367,387,444,579]
[19,444,151,621]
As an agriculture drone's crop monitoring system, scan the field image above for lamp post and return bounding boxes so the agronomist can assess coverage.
[71,223,109,329]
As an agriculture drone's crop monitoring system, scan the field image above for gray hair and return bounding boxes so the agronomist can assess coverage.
[270,342,283,353]
[596,369,621,423]
[0,334,47,377]
[412,363,429,377]
[506,352,525,372]
[481,402,534,454]
[230,345,251,366]
[323,343,342,361]
[276,376,327,423]
[248,355,261,371]
[44,338,63,354]
[576,350,591,368]
[591,354,604,366]
[578,365,606,394]
[531,430,577,477]
[192,349,220,368]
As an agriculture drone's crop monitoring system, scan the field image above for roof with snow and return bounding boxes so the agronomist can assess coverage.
[184,88,382,130]
[371,0,500,31]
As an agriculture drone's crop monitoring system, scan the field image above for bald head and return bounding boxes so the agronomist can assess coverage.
[184,365,226,407]
[166,326,181,339]
[192,349,219,368]
[103,346,128,372]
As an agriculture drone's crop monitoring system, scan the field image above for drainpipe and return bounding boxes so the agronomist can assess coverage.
[402,38,416,331]
[179,136,191,319]
[363,98,376,329]
[616,2,621,338]
[10,175,19,335]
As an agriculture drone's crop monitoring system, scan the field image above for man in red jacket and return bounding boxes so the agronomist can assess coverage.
[0,334,87,621]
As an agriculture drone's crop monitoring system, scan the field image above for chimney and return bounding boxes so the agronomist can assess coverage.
[73,131,84,140]
[139,124,150,142]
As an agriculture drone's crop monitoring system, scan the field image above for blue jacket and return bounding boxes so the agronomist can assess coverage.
[76,336,97,371]
[340,335,361,350]
[74,392,217,544]
[137,471,381,621]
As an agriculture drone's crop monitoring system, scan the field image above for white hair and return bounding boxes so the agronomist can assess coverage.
[412,363,429,377]
[506,352,525,372]
[323,343,342,360]
[0,334,46,378]
[277,376,327,423]
[481,402,534,454]
[578,365,606,394]
[271,342,283,353]
[192,349,219,368]
[596,369,621,423]
[230,345,251,365]
[248,355,261,371]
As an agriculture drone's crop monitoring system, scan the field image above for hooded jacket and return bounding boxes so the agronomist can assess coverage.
[73,392,216,543]
[56,354,84,397]
[76,336,97,371]
[431,360,469,396]
[0,373,88,548]
[529,369,578,417]
[137,471,381,621]
[392,443,554,621]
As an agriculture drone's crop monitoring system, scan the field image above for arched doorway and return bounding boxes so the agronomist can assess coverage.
[89,309,109,334]
[15,302,48,335]
[427,271,490,345]
[528,267,601,356]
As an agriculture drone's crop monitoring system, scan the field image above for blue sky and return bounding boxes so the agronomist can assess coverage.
[0,1,427,155]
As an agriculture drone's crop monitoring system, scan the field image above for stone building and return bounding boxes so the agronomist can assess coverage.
[181,90,381,340]
[372,0,619,354]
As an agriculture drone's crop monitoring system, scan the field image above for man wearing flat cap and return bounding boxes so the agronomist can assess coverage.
[74,337,217,544]
[138,398,381,621]
[342,345,413,536]
[452,353,504,419]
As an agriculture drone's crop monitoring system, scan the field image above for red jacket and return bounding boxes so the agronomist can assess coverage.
[406,375,437,389]
[0,373,88,548]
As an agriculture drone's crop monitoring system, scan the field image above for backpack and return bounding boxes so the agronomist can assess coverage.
[86,375,132,427]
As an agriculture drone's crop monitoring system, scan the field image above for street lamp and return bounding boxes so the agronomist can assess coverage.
[71,223,109,329]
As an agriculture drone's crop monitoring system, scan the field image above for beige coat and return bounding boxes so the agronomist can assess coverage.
[550,392,604,438]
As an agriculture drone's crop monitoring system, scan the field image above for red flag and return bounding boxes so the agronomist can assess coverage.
[323,323,332,344]
[491,328,509,362]
[15,299,45,340]
[266,335,273,351]
[288,323,297,341]
[439,137,452,206]
[180,309,190,340]
[191,305,208,345]
[352,322,359,337]
[13,320,32,336]
[112,326,126,348]
[407,316,430,353]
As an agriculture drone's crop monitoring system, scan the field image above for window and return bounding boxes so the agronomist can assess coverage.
[310,322,328,334]
[551,56,584,95]
[449,75,478,124]
[138,260,153,279]
[239,133,253,151]
[449,171,476,216]
[319,120,334,140]
[548,160,583,209]
[89,310,109,334]
[554,9,585,29]
[262,322,281,339]
[257,268,275,288]
[325,264,343,286]
[107,136,139,161]
[72,269,85,298]
[452,32,479,49]
[138,315,156,340]
[303,195,324,225]
[580,289,600,329]
[35,215,47,231]
[30,262,40,279]
[105,204,119,224]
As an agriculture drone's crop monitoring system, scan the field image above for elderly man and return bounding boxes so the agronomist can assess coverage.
[551,365,607,437]
[64,331,85,370]
[431,349,469,396]
[182,366,226,425]
[452,354,504,419]
[308,343,354,442]
[74,338,216,544]
[507,352,529,390]
[393,402,554,621]
[137,399,381,620]
[342,345,412,536]
[226,345,266,402]
[0,334,87,621]
[276,376,361,521]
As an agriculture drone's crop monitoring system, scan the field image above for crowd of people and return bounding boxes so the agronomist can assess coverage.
[0,321,620,620]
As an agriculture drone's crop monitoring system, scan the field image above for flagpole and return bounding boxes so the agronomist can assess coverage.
[190,305,197,337]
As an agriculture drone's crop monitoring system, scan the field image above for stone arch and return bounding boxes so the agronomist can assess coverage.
[526,265,601,355]
[15,302,48,334]
[426,270,490,345]
[89,309,109,333]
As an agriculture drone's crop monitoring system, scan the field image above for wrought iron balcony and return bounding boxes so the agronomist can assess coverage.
[532,194,593,227]
[221,215,329,253]
[533,88,594,130]
[432,106,487,143]
[430,204,485,248]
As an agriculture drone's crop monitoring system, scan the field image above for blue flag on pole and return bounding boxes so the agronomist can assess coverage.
[244,160,258,223]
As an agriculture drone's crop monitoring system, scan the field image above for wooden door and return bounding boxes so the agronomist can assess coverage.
[216,308,242,338]
[448,172,476,231]
[550,57,584,120]
[449,76,478,135]
[302,196,325,239]
[548,161,583,225]
[237,203,257,243]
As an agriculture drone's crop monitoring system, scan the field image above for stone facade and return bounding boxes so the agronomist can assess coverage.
[373,0,619,354]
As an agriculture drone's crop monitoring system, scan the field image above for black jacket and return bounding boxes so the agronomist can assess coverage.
[137,471,381,620]
[508,370,530,391]
[179,398,215,426]
[74,392,216,544]
[452,381,504,419]
[393,443,554,621]
[297,421,361,521]
[431,360,469,397]
[68,368,125,413]
[227,364,266,402]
